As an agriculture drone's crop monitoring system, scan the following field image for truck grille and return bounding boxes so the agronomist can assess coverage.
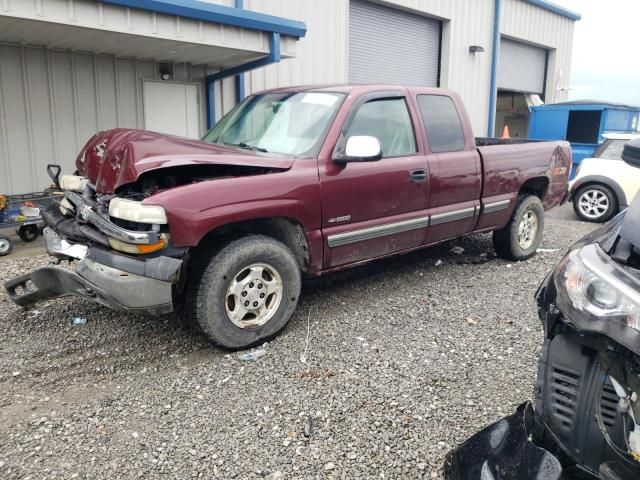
[550,366,580,430]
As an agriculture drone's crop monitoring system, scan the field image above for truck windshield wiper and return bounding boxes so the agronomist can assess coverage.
[223,142,268,153]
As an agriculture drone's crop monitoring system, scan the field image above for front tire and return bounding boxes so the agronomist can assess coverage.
[493,195,544,261]
[187,235,302,350]
[572,184,617,223]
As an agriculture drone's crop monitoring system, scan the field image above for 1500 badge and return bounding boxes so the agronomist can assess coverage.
[328,215,351,224]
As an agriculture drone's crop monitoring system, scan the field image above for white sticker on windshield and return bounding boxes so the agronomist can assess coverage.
[301,93,339,106]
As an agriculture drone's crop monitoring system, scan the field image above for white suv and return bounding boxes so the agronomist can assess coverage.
[570,133,640,222]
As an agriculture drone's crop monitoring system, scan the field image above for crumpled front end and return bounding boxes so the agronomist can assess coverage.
[4,175,184,315]
[5,241,176,315]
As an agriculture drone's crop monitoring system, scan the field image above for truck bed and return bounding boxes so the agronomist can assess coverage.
[475,137,543,146]
[476,137,571,211]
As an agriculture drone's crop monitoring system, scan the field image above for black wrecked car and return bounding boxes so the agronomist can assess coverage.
[445,139,640,480]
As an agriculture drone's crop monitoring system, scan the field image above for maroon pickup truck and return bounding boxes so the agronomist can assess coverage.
[5,85,571,349]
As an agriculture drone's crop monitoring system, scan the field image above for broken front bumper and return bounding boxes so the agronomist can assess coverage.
[4,229,181,315]
[443,403,563,480]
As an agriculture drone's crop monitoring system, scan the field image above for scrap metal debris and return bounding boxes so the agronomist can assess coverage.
[304,416,313,438]
[239,349,267,362]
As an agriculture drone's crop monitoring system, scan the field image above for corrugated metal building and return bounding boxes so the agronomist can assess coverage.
[0,0,579,194]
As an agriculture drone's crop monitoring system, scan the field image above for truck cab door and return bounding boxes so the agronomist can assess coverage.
[414,94,482,244]
[319,94,429,268]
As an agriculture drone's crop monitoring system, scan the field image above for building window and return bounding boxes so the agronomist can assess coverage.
[345,98,417,157]
[417,95,465,153]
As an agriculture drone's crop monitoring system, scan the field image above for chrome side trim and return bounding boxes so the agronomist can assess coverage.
[327,216,430,248]
[65,192,159,245]
[483,199,511,214]
[430,206,476,226]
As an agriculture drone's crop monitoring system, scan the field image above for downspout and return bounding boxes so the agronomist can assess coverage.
[206,31,281,128]
[235,0,245,104]
[206,76,216,130]
[487,0,501,137]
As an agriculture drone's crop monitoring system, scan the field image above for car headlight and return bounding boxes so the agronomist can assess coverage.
[109,198,167,224]
[554,244,640,332]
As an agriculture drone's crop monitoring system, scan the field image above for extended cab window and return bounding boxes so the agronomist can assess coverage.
[345,98,417,157]
[417,95,465,153]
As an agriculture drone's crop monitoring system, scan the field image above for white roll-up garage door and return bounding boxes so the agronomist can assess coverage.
[498,38,547,94]
[349,0,441,87]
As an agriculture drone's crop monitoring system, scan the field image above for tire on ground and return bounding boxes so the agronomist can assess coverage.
[18,224,39,242]
[572,183,617,223]
[0,236,13,256]
[493,195,545,261]
[186,235,302,350]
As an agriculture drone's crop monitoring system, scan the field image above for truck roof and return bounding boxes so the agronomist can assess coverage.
[259,84,456,96]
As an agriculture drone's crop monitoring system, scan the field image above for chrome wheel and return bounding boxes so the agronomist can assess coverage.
[225,263,283,329]
[0,237,10,255]
[517,210,538,250]
[578,189,609,220]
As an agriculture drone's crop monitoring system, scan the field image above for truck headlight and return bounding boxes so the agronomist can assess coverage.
[109,198,167,224]
[554,244,640,332]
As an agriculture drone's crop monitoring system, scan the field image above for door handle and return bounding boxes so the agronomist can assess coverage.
[409,169,428,183]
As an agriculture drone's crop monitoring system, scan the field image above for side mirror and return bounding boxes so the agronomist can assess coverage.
[334,136,382,163]
[622,138,640,168]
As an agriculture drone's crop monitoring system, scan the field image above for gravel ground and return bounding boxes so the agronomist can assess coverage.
[0,205,596,479]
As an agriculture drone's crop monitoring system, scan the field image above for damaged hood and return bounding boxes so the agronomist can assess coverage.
[75,129,295,194]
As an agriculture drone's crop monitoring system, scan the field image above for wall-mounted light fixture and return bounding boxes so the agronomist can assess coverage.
[469,45,485,54]
[159,63,173,81]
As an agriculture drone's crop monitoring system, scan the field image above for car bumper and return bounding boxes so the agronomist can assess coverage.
[567,179,577,201]
[4,229,180,315]
[443,403,563,480]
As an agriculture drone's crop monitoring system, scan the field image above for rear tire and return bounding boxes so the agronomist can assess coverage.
[186,235,301,350]
[0,236,13,256]
[572,184,617,223]
[493,195,544,261]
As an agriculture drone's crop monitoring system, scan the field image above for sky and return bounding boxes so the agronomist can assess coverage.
[554,0,640,105]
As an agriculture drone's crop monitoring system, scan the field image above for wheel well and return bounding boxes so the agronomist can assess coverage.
[519,177,549,199]
[194,217,310,273]
[572,176,625,208]
[574,181,613,195]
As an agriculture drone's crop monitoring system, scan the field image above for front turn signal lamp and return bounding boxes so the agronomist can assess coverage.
[108,235,168,255]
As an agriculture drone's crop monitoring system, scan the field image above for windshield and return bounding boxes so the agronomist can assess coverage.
[594,139,627,160]
[202,92,345,157]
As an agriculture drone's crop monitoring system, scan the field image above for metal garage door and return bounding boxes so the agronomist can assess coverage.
[349,0,440,86]
[498,38,547,94]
